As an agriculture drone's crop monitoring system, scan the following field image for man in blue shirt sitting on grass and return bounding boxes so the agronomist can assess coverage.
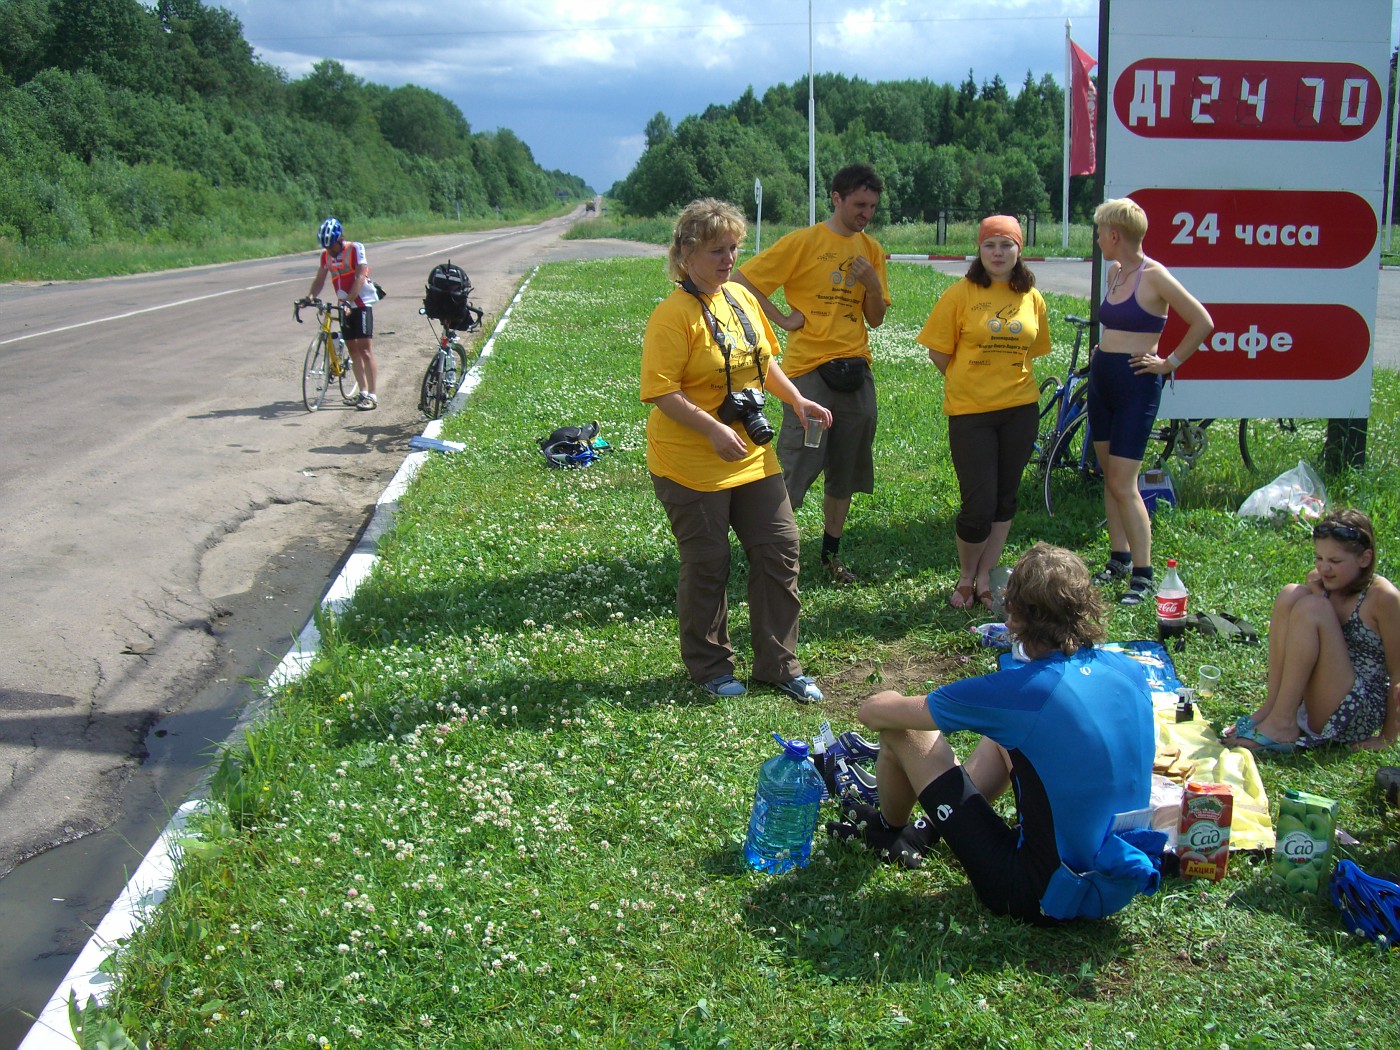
[830,543,1161,924]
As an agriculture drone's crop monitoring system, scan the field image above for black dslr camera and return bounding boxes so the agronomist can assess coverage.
[718,388,774,445]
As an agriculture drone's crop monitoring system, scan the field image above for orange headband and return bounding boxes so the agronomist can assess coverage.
[978,215,1023,248]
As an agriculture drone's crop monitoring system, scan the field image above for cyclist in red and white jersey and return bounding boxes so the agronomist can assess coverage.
[307,217,380,409]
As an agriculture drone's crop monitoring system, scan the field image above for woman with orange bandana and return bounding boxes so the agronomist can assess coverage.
[916,216,1052,610]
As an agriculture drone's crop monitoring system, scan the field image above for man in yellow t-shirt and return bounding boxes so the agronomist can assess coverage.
[735,163,891,586]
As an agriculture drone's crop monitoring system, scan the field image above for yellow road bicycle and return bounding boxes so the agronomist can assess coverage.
[294,297,360,411]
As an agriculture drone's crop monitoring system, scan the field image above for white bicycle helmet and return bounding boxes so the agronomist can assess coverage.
[318,217,343,248]
[1331,859,1400,945]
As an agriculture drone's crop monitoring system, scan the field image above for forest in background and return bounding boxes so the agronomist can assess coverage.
[0,0,590,252]
[612,70,1100,226]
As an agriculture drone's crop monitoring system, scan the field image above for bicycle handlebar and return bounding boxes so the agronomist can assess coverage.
[293,298,348,324]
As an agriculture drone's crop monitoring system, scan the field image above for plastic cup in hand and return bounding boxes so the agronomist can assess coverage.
[1197,664,1221,699]
[803,414,824,448]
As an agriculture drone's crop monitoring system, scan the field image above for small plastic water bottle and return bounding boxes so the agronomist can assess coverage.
[743,733,825,873]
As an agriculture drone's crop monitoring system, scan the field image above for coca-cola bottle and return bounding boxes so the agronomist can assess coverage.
[1156,558,1189,650]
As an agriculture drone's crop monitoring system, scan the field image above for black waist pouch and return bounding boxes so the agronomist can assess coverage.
[816,357,869,392]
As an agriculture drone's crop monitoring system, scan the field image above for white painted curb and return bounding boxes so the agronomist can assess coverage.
[19,270,539,1049]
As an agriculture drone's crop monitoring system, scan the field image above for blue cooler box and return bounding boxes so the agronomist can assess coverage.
[1138,468,1177,513]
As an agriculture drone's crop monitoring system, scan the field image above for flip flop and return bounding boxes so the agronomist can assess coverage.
[949,582,976,609]
[1220,612,1260,645]
[1231,722,1299,755]
[1219,714,1256,741]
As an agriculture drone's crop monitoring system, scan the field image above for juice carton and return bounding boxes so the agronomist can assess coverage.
[1178,781,1233,881]
[1271,788,1339,896]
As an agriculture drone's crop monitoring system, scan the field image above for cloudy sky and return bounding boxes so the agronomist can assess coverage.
[229,1,1398,193]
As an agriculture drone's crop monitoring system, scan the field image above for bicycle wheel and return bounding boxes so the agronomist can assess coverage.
[420,355,446,419]
[335,338,359,403]
[1238,417,1327,474]
[302,332,331,411]
[1044,400,1097,517]
[442,341,469,401]
[1032,376,1064,471]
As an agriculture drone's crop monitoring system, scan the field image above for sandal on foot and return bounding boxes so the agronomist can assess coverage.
[1093,560,1131,585]
[949,582,976,609]
[977,589,995,611]
[1232,723,1299,755]
[1220,714,1256,741]
[699,674,746,697]
[1120,576,1156,606]
[823,556,858,586]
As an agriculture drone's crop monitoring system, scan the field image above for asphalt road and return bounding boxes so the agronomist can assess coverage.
[0,210,662,1047]
[3,234,1393,1046]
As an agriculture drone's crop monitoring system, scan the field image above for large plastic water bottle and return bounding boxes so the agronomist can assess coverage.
[743,733,825,873]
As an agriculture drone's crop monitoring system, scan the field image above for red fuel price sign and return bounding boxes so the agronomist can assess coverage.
[1131,188,1376,269]
[1113,59,1382,141]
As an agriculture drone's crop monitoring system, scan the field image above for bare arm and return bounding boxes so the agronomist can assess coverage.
[848,255,888,328]
[647,390,749,462]
[858,690,938,731]
[308,265,329,299]
[341,261,369,303]
[732,272,805,333]
[927,348,951,375]
[1354,578,1400,750]
[764,361,832,429]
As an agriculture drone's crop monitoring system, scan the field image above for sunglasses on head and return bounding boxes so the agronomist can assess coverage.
[1313,522,1371,546]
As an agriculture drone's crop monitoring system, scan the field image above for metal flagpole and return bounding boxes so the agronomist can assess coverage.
[809,0,817,225]
[1063,20,1071,249]
[1388,36,1399,254]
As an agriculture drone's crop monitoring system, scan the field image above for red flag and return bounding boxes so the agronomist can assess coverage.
[1070,39,1097,175]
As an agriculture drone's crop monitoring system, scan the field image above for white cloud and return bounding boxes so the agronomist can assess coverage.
[229,0,1113,189]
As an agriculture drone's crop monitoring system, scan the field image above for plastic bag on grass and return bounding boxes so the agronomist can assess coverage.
[1237,459,1327,522]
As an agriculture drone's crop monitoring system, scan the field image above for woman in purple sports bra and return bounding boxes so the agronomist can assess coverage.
[1086,198,1213,606]
[1223,508,1400,756]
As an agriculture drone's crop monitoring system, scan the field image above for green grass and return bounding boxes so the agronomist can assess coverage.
[99,258,1400,1048]
[0,205,577,283]
[567,211,1097,258]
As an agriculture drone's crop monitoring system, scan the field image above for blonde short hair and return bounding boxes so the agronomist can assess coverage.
[666,198,746,283]
[1094,197,1149,243]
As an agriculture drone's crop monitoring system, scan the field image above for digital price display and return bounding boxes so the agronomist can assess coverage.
[1113,60,1382,141]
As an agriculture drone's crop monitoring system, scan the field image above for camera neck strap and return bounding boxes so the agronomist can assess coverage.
[680,279,765,395]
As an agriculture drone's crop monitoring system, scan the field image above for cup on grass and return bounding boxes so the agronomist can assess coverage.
[1197,664,1221,699]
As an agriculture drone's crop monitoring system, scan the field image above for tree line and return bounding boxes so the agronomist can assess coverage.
[612,71,1100,226]
[0,0,589,251]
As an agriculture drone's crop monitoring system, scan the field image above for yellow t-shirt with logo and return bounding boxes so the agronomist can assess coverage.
[738,223,890,378]
[916,279,1052,417]
[641,283,783,492]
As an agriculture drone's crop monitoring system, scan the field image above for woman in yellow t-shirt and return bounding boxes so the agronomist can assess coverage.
[916,215,1052,610]
[641,198,832,702]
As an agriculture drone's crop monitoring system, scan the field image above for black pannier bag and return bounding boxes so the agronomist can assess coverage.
[423,261,474,327]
